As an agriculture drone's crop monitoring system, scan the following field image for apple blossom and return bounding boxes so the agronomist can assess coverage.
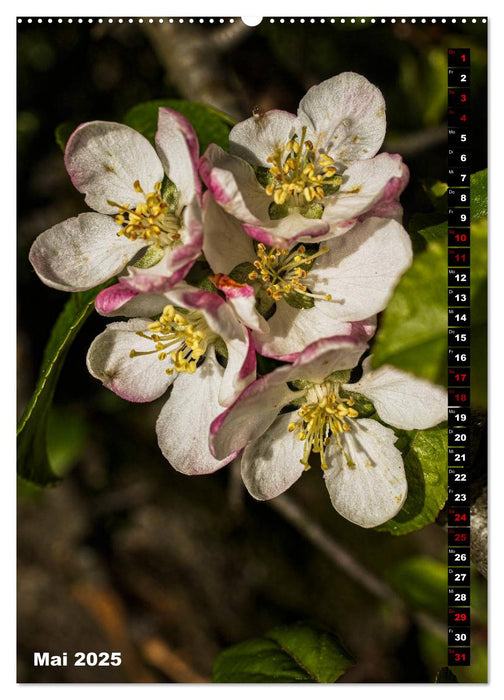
[210,339,447,528]
[29,108,203,294]
[200,72,408,248]
[86,283,256,474]
[203,192,412,360]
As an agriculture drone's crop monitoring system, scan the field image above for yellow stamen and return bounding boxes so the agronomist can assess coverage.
[129,305,216,377]
[288,386,359,470]
[263,127,343,207]
[109,180,181,247]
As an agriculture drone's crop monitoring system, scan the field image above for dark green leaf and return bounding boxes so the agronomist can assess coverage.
[17,282,112,486]
[371,238,448,385]
[436,667,459,683]
[470,168,488,221]
[373,169,487,387]
[123,99,234,153]
[54,120,78,152]
[377,424,447,535]
[212,622,354,683]
[386,556,447,619]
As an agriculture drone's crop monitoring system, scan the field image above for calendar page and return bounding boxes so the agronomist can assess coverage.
[17,13,488,684]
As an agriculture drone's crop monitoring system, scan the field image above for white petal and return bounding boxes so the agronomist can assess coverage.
[29,213,146,291]
[230,110,299,166]
[241,413,306,500]
[345,357,448,430]
[324,418,407,528]
[65,121,164,214]
[219,333,256,407]
[199,144,271,224]
[155,107,201,207]
[308,217,412,322]
[86,318,175,402]
[254,300,362,361]
[202,191,256,274]
[210,364,301,461]
[290,335,368,384]
[243,213,329,248]
[322,154,405,230]
[156,349,236,474]
[298,72,386,164]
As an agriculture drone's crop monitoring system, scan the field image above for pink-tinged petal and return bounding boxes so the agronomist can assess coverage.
[219,330,257,407]
[202,191,256,274]
[212,274,268,334]
[359,155,410,221]
[86,318,175,402]
[324,419,407,528]
[65,121,164,215]
[241,413,306,500]
[253,300,372,361]
[298,72,386,164]
[322,153,405,232]
[289,335,368,384]
[229,109,299,166]
[29,213,146,292]
[242,214,330,248]
[162,283,246,345]
[211,334,368,460]
[344,357,447,430]
[156,349,238,475]
[308,217,412,323]
[210,364,302,461]
[199,144,270,223]
[95,275,171,316]
[155,107,201,207]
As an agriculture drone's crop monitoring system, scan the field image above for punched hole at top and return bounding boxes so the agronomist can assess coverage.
[241,16,263,27]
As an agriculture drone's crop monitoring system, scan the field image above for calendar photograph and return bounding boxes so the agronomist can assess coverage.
[17,14,488,684]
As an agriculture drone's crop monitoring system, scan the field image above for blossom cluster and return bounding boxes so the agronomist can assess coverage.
[30,72,447,528]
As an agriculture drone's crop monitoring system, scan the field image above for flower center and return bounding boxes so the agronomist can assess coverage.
[288,382,359,470]
[129,304,216,375]
[109,181,181,247]
[265,127,342,207]
[247,243,332,302]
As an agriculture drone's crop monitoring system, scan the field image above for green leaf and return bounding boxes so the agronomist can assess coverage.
[17,283,111,486]
[123,99,234,153]
[371,237,448,385]
[54,120,78,152]
[212,622,354,683]
[372,169,487,388]
[436,667,459,683]
[377,424,447,535]
[470,168,488,221]
[470,218,487,408]
[386,556,447,619]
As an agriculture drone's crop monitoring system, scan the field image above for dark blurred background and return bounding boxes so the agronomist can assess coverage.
[17,17,487,683]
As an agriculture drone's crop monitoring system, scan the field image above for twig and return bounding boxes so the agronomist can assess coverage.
[140,637,209,683]
[384,124,447,158]
[142,22,249,119]
[470,488,487,578]
[269,494,405,608]
[268,494,447,640]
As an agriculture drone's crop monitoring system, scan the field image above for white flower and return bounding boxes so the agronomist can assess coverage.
[203,192,412,360]
[200,72,408,248]
[210,339,447,528]
[86,284,256,475]
[29,109,203,298]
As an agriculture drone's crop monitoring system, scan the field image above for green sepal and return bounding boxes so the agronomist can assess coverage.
[299,202,324,219]
[228,261,256,284]
[161,176,179,212]
[255,165,275,189]
[133,245,165,269]
[284,290,314,310]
